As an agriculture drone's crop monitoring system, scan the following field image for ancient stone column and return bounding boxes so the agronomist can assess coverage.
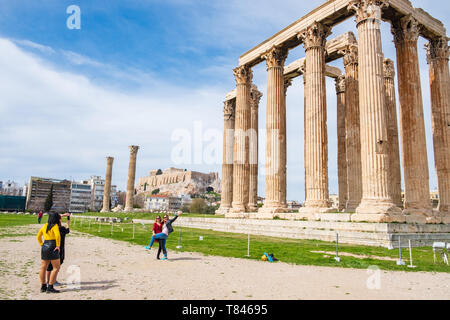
[391,15,433,222]
[248,87,262,212]
[348,0,401,221]
[216,99,235,215]
[124,145,139,212]
[339,44,362,212]
[101,156,114,212]
[383,58,403,208]
[426,37,450,221]
[298,22,333,213]
[259,45,289,215]
[282,78,293,210]
[230,66,252,214]
[335,76,348,212]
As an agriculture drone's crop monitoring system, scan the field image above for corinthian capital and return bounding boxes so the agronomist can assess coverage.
[284,78,293,96]
[250,86,263,109]
[298,22,331,51]
[348,0,388,25]
[383,58,395,79]
[262,45,288,69]
[391,15,420,45]
[106,156,114,165]
[233,65,253,85]
[339,44,358,67]
[425,37,450,63]
[129,145,139,156]
[335,75,346,94]
[223,100,236,121]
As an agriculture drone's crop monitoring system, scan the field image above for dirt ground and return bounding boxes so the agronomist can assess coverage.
[1,225,449,300]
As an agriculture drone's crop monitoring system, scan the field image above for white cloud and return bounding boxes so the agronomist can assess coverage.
[0,38,223,191]
[12,39,56,55]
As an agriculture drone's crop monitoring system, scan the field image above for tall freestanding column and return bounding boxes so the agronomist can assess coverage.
[125,145,139,212]
[348,0,401,222]
[426,37,450,221]
[216,99,236,215]
[383,58,403,208]
[101,156,114,212]
[248,87,262,212]
[391,15,433,222]
[230,66,252,214]
[298,22,333,213]
[335,76,348,212]
[259,45,289,215]
[340,44,362,212]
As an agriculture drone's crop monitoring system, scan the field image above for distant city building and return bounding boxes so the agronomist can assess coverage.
[88,176,117,211]
[89,176,104,211]
[69,182,92,213]
[26,177,71,213]
[1,180,22,196]
[25,176,117,213]
[180,194,192,207]
[145,194,185,212]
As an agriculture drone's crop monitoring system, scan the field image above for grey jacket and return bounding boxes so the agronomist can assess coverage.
[164,214,179,235]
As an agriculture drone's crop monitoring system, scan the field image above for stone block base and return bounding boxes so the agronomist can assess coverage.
[215,206,230,215]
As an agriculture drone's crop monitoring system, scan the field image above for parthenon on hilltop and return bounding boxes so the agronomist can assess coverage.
[216,0,450,225]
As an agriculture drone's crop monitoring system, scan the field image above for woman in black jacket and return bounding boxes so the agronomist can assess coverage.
[46,213,70,286]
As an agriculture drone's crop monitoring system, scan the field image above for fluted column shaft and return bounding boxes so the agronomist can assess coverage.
[341,44,363,212]
[426,37,450,219]
[216,100,235,215]
[101,157,114,212]
[392,15,432,218]
[348,0,400,220]
[298,22,331,210]
[335,76,348,211]
[248,89,262,212]
[383,59,403,208]
[260,46,288,214]
[125,146,139,212]
[231,66,252,213]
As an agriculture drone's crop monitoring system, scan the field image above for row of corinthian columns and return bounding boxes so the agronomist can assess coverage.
[218,0,450,223]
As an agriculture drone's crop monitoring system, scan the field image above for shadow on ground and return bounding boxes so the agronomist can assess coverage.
[59,280,118,292]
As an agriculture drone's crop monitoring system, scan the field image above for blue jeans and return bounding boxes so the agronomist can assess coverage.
[149,233,168,255]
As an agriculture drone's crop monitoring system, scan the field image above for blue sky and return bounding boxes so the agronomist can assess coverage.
[0,0,449,201]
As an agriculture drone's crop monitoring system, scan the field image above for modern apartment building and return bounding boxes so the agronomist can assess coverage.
[26,177,71,213]
[145,195,185,212]
[69,182,92,213]
[88,176,117,211]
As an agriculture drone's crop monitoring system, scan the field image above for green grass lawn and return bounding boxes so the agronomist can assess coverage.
[1,213,449,273]
[0,214,48,228]
[69,216,450,273]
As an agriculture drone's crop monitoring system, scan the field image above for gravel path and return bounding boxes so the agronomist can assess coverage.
[0,226,449,300]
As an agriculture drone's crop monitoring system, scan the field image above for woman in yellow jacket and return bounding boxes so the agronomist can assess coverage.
[36,212,62,293]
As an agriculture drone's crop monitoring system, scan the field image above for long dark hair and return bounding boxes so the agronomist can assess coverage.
[46,213,61,233]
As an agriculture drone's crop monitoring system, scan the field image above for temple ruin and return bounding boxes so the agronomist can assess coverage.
[216,0,449,226]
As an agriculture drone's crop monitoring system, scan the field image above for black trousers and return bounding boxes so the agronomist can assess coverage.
[157,241,163,259]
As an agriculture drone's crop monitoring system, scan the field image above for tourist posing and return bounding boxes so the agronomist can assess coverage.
[145,212,182,260]
[46,213,71,286]
[145,215,165,260]
[36,212,61,293]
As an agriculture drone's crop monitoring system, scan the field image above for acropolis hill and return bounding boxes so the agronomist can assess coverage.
[136,168,220,196]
